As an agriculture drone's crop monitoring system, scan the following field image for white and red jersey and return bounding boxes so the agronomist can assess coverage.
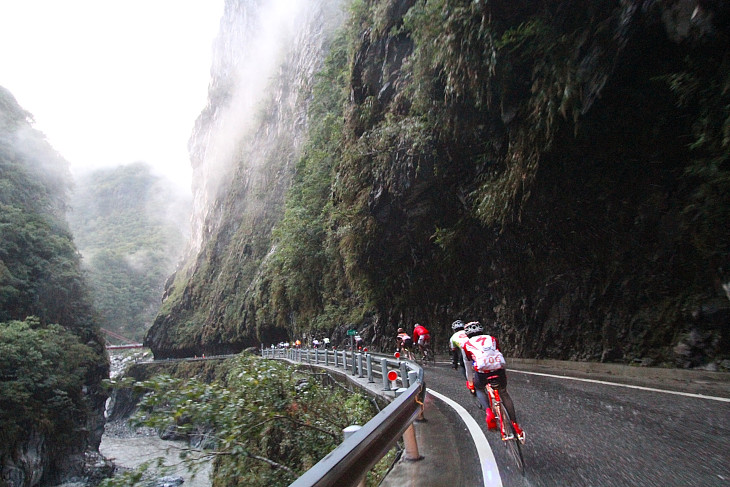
[463,334,505,372]
[449,329,469,351]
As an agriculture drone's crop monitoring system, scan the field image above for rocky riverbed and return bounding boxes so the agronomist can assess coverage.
[100,421,211,487]
[99,350,211,487]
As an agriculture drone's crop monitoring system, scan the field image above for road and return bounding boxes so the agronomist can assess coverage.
[424,360,730,487]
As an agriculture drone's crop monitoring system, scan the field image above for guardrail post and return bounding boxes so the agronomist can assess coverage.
[351,351,357,375]
[400,361,409,387]
[325,349,329,366]
[381,358,391,391]
[342,426,366,487]
[334,350,339,367]
[342,350,347,370]
[357,353,364,378]
[366,354,374,383]
[394,388,423,462]
[408,370,425,421]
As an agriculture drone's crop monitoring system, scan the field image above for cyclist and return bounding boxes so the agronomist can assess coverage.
[395,328,414,360]
[462,321,524,442]
[412,323,431,359]
[449,320,475,394]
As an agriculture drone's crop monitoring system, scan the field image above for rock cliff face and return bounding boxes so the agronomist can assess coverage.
[146,0,347,357]
[148,0,729,368]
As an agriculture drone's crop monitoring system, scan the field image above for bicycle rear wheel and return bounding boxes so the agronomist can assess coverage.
[498,403,525,474]
[421,346,435,366]
[425,345,435,365]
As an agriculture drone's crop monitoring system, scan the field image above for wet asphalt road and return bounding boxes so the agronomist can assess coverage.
[424,361,730,487]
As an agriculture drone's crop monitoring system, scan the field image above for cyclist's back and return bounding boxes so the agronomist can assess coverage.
[413,323,431,353]
[396,328,413,355]
[449,320,474,389]
[462,321,523,440]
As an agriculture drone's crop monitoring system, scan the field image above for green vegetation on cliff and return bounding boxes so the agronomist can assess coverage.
[0,85,108,485]
[0,318,100,445]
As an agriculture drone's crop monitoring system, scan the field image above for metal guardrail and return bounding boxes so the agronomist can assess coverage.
[261,347,426,487]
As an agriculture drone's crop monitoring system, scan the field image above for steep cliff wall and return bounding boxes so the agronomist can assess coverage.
[150,0,729,368]
[146,0,347,357]
[330,0,729,365]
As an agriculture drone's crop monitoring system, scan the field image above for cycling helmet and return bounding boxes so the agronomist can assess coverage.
[451,320,465,331]
[397,327,405,333]
[464,321,483,337]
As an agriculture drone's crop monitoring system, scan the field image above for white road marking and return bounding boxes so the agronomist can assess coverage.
[510,369,730,402]
[427,389,503,487]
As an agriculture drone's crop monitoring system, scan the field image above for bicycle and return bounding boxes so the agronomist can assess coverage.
[485,381,525,474]
[418,342,435,366]
[395,342,415,361]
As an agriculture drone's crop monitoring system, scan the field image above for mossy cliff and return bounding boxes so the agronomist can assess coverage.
[148,0,729,368]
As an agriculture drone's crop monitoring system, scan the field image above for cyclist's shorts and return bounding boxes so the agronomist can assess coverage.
[402,338,413,349]
[476,367,507,390]
[417,334,430,346]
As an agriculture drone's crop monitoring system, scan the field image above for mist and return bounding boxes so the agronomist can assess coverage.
[188,0,346,251]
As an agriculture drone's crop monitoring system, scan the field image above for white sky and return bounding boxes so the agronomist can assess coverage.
[0,1,225,192]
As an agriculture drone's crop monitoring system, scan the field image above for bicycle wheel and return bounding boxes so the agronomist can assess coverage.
[425,345,435,365]
[498,403,525,474]
[420,346,433,366]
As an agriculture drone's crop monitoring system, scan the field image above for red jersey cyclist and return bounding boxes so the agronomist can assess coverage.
[412,323,431,358]
[462,321,524,442]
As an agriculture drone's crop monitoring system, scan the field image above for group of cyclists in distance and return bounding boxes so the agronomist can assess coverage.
[272,319,524,443]
[396,319,524,443]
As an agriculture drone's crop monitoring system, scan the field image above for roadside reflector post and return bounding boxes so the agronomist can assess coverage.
[382,359,391,390]
[343,426,366,487]
[400,362,409,387]
[387,369,398,390]
[394,388,423,462]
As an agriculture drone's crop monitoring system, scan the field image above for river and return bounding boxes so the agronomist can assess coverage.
[100,434,211,487]
[102,350,212,487]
